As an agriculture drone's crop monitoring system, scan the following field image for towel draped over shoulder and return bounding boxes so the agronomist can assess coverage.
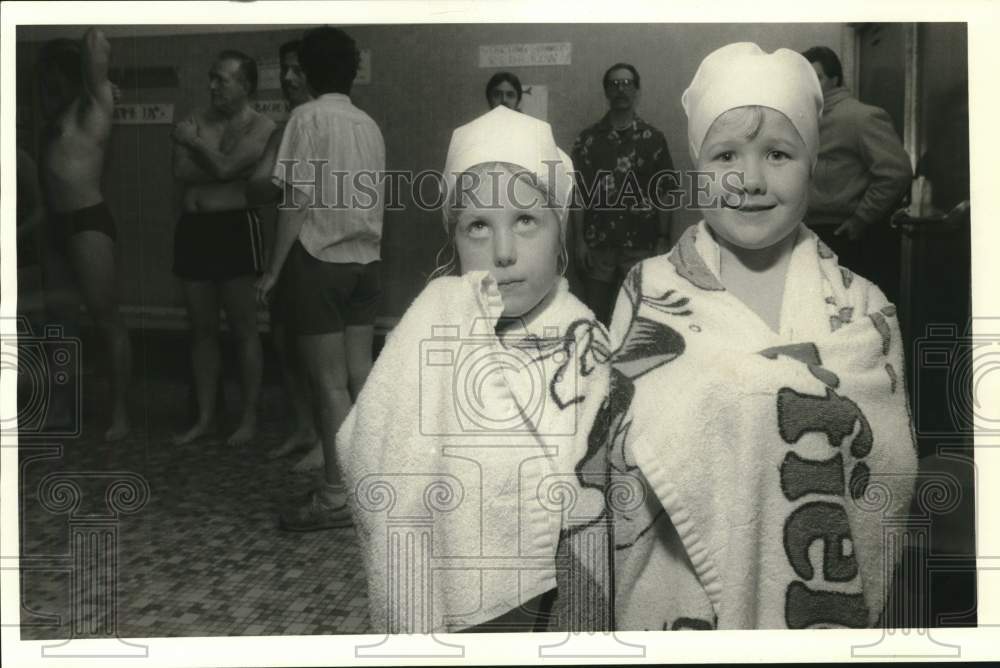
[606,222,917,630]
[338,272,613,633]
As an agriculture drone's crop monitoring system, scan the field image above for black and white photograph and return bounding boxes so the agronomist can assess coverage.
[2,1,996,665]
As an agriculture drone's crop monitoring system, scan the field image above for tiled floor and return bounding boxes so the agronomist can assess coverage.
[18,333,373,640]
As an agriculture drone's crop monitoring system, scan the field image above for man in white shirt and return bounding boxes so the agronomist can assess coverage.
[257,26,386,530]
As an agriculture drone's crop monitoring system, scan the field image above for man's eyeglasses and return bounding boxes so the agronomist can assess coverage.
[605,78,636,90]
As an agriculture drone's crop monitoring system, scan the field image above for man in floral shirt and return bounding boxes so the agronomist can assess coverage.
[572,62,675,324]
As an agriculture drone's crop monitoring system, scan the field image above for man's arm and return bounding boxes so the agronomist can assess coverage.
[179,115,276,181]
[245,126,284,207]
[173,115,215,184]
[80,28,114,113]
[852,106,914,226]
[653,134,675,252]
[255,184,307,305]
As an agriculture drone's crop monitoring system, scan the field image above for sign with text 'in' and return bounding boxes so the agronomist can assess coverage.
[112,103,174,125]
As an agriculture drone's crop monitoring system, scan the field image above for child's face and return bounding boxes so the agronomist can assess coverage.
[454,168,562,320]
[698,106,810,251]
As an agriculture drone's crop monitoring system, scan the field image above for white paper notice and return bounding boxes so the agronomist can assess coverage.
[112,103,174,125]
[520,84,548,121]
[356,49,372,85]
[479,43,572,68]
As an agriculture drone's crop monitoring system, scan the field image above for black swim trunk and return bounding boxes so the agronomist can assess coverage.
[48,201,117,249]
[275,240,381,335]
[173,209,264,281]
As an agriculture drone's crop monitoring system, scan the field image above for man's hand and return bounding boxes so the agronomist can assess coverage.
[84,28,111,59]
[255,271,278,307]
[834,216,869,241]
[172,118,199,146]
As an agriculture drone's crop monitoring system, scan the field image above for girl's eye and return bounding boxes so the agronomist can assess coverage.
[515,214,539,227]
[714,151,735,162]
[768,150,790,161]
[462,219,490,238]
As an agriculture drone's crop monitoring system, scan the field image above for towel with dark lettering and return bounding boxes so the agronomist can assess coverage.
[603,221,917,630]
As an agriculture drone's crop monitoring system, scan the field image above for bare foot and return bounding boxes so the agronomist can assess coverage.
[267,429,318,459]
[173,420,215,446]
[226,421,256,447]
[290,441,324,472]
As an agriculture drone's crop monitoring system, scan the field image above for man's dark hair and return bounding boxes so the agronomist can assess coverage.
[217,49,258,95]
[485,71,523,105]
[299,26,360,95]
[38,38,82,86]
[279,39,301,61]
[802,46,843,87]
[603,62,641,90]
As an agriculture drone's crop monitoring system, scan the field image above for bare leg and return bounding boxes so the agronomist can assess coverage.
[219,275,262,447]
[174,281,221,445]
[67,231,131,441]
[268,321,318,458]
[344,324,374,401]
[288,326,376,473]
[296,332,351,502]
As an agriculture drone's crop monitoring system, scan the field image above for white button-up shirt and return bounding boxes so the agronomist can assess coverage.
[272,93,385,264]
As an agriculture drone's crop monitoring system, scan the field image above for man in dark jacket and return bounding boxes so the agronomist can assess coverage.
[803,46,912,302]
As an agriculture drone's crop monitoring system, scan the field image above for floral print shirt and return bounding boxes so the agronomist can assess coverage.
[571,114,674,251]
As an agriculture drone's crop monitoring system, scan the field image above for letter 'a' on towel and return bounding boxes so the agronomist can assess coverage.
[607,222,917,630]
[337,271,613,633]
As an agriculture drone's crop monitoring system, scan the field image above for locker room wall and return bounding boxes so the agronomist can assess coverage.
[16,22,843,323]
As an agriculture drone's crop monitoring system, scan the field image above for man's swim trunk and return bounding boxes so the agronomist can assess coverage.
[49,201,117,250]
[172,209,264,281]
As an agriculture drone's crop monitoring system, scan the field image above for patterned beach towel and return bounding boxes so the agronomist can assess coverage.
[602,222,917,630]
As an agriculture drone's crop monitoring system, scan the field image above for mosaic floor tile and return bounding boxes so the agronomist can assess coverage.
[19,377,373,639]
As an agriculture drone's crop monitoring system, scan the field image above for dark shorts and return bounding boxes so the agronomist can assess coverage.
[173,209,264,282]
[276,240,381,335]
[49,201,117,251]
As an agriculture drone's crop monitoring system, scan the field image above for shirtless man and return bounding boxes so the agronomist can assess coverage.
[246,40,320,467]
[38,29,131,441]
[171,50,275,446]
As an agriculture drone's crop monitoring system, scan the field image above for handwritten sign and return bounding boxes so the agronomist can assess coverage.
[479,43,572,68]
[252,99,291,122]
[112,103,174,125]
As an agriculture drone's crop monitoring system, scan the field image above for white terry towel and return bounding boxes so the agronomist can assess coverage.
[606,222,917,630]
[338,271,612,633]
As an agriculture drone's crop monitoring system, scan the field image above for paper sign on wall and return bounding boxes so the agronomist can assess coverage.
[521,84,548,122]
[479,43,572,68]
[112,103,174,125]
[252,99,291,122]
[356,49,371,85]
